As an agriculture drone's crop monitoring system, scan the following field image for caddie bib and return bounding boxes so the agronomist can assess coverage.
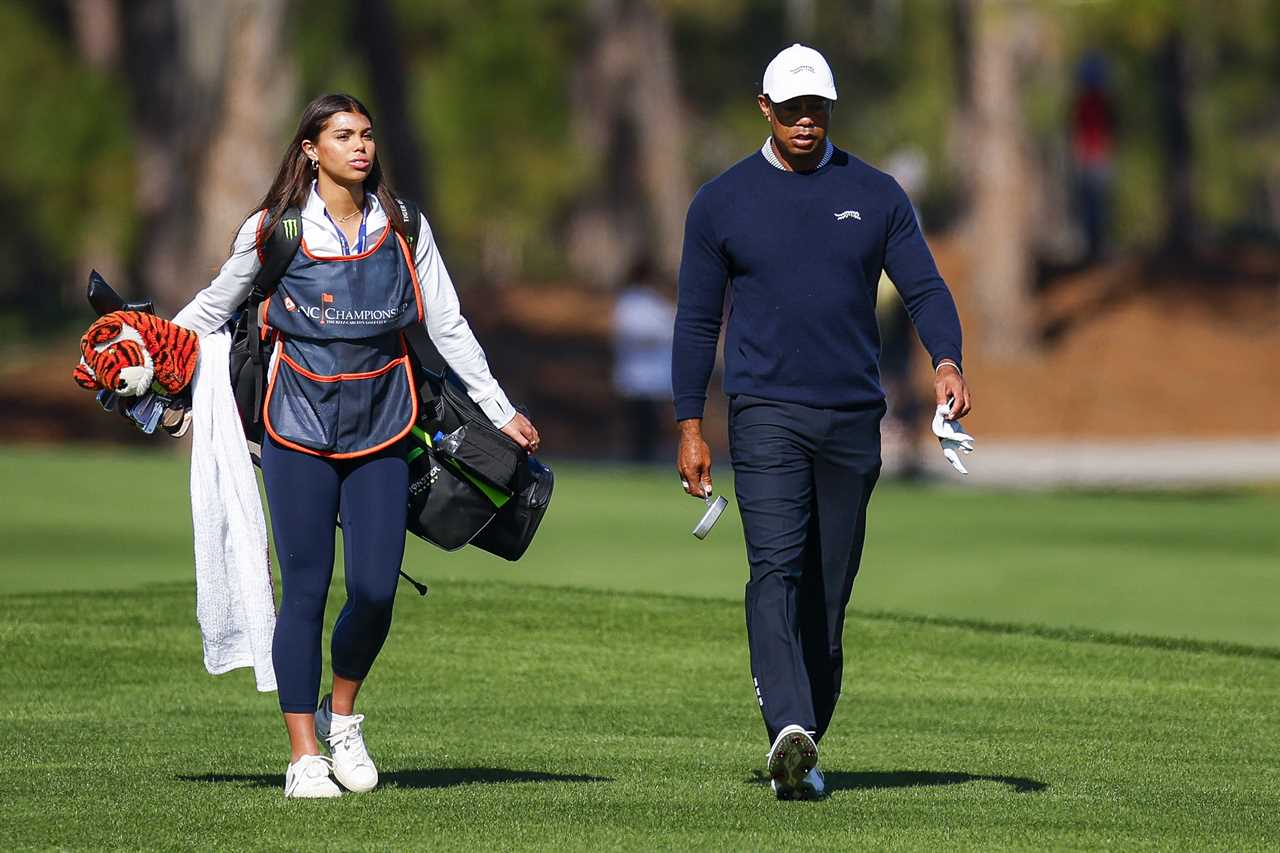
[262,225,425,458]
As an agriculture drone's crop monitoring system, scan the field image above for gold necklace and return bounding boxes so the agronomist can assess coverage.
[332,207,363,224]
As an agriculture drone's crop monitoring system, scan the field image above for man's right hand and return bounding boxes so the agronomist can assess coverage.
[676,418,713,498]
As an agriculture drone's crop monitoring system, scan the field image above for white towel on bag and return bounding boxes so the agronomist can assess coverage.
[189,327,277,691]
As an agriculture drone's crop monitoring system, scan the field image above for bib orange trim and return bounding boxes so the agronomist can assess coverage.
[396,233,426,324]
[262,338,419,460]
[299,222,391,262]
[252,209,269,264]
[278,350,405,383]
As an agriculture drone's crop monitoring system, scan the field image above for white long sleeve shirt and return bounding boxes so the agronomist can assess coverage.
[173,184,516,428]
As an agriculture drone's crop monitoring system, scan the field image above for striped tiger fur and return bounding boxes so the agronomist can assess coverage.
[73,310,199,397]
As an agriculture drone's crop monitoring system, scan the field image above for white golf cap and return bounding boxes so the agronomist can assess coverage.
[762,44,837,103]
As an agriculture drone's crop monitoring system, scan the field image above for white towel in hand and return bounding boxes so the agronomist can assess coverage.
[932,403,975,475]
[189,327,277,691]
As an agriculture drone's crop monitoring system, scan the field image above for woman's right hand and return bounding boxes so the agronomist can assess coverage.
[501,412,541,454]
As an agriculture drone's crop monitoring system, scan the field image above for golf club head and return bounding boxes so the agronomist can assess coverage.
[87,269,155,316]
[692,494,728,540]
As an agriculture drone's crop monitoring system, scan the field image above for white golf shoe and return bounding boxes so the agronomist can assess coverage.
[771,767,826,800]
[315,694,379,793]
[766,724,818,799]
[284,754,342,799]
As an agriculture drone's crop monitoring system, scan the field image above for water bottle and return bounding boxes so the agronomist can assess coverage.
[433,425,467,456]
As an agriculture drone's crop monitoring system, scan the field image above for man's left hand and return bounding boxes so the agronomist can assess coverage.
[501,412,541,454]
[935,362,971,418]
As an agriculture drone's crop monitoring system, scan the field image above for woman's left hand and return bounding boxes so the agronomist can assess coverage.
[501,412,541,454]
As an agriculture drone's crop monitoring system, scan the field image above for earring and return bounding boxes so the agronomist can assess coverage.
[310,159,318,170]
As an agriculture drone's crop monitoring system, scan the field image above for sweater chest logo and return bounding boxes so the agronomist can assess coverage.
[834,210,861,221]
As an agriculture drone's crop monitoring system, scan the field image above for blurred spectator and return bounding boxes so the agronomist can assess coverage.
[612,259,675,463]
[1070,53,1116,264]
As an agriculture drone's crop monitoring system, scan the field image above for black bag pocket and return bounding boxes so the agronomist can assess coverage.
[405,430,500,551]
[416,370,522,493]
[470,456,555,561]
[429,423,519,495]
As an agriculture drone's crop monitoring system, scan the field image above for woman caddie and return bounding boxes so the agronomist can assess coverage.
[173,93,540,798]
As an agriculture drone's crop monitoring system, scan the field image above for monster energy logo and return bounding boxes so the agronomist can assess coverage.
[282,218,299,240]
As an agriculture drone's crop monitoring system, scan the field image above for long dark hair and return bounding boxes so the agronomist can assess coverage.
[254,93,411,252]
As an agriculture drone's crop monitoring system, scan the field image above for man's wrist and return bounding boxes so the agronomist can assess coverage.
[678,418,704,437]
[935,359,961,375]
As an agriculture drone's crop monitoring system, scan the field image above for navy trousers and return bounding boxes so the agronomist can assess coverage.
[261,436,409,714]
[728,394,882,744]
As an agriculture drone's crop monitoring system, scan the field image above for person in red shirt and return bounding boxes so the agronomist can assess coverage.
[1071,54,1116,263]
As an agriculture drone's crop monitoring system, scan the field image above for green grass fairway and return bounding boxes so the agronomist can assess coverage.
[2,444,1278,848]
[4,580,1279,850]
[3,445,1277,645]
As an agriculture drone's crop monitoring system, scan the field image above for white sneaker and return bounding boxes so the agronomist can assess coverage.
[315,694,379,793]
[766,724,818,799]
[284,754,342,799]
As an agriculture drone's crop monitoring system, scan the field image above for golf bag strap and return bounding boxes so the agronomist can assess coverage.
[243,207,302,422]
[247,206,303,345]
[394,199,434,370]
[394,198,423,252]
[404,323,436,373]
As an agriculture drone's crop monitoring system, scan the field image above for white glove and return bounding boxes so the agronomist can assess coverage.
[932,403,975,475]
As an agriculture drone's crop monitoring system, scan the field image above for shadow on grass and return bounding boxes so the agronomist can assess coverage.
[749,768,1047,794]
[179,767,612,790]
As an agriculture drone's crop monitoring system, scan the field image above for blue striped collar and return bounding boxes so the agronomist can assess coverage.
[761,137,833,172]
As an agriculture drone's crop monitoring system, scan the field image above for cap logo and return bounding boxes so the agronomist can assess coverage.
[790,65,815,74]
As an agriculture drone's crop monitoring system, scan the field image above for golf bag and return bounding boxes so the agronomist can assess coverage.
[403,340,554,560]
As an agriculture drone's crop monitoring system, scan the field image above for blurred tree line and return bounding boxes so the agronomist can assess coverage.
[3,0,1277,355]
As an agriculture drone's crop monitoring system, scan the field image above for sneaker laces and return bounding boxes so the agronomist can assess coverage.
[299,754,334,779]
[326,715,372,767]
[287,754,335,795]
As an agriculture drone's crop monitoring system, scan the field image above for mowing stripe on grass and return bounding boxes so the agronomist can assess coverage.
[3,445,1277,646]
[3,579,1278,850]
[854,608,1280,662]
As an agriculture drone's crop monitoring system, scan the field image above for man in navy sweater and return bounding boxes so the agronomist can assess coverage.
[673,44,971,800]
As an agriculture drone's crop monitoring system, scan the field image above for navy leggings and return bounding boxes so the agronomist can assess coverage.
[261,436,409,714]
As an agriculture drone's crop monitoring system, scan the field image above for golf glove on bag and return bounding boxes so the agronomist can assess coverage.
[932,403,975,475]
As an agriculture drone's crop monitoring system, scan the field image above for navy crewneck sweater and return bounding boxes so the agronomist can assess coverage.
[672,145,963,420]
